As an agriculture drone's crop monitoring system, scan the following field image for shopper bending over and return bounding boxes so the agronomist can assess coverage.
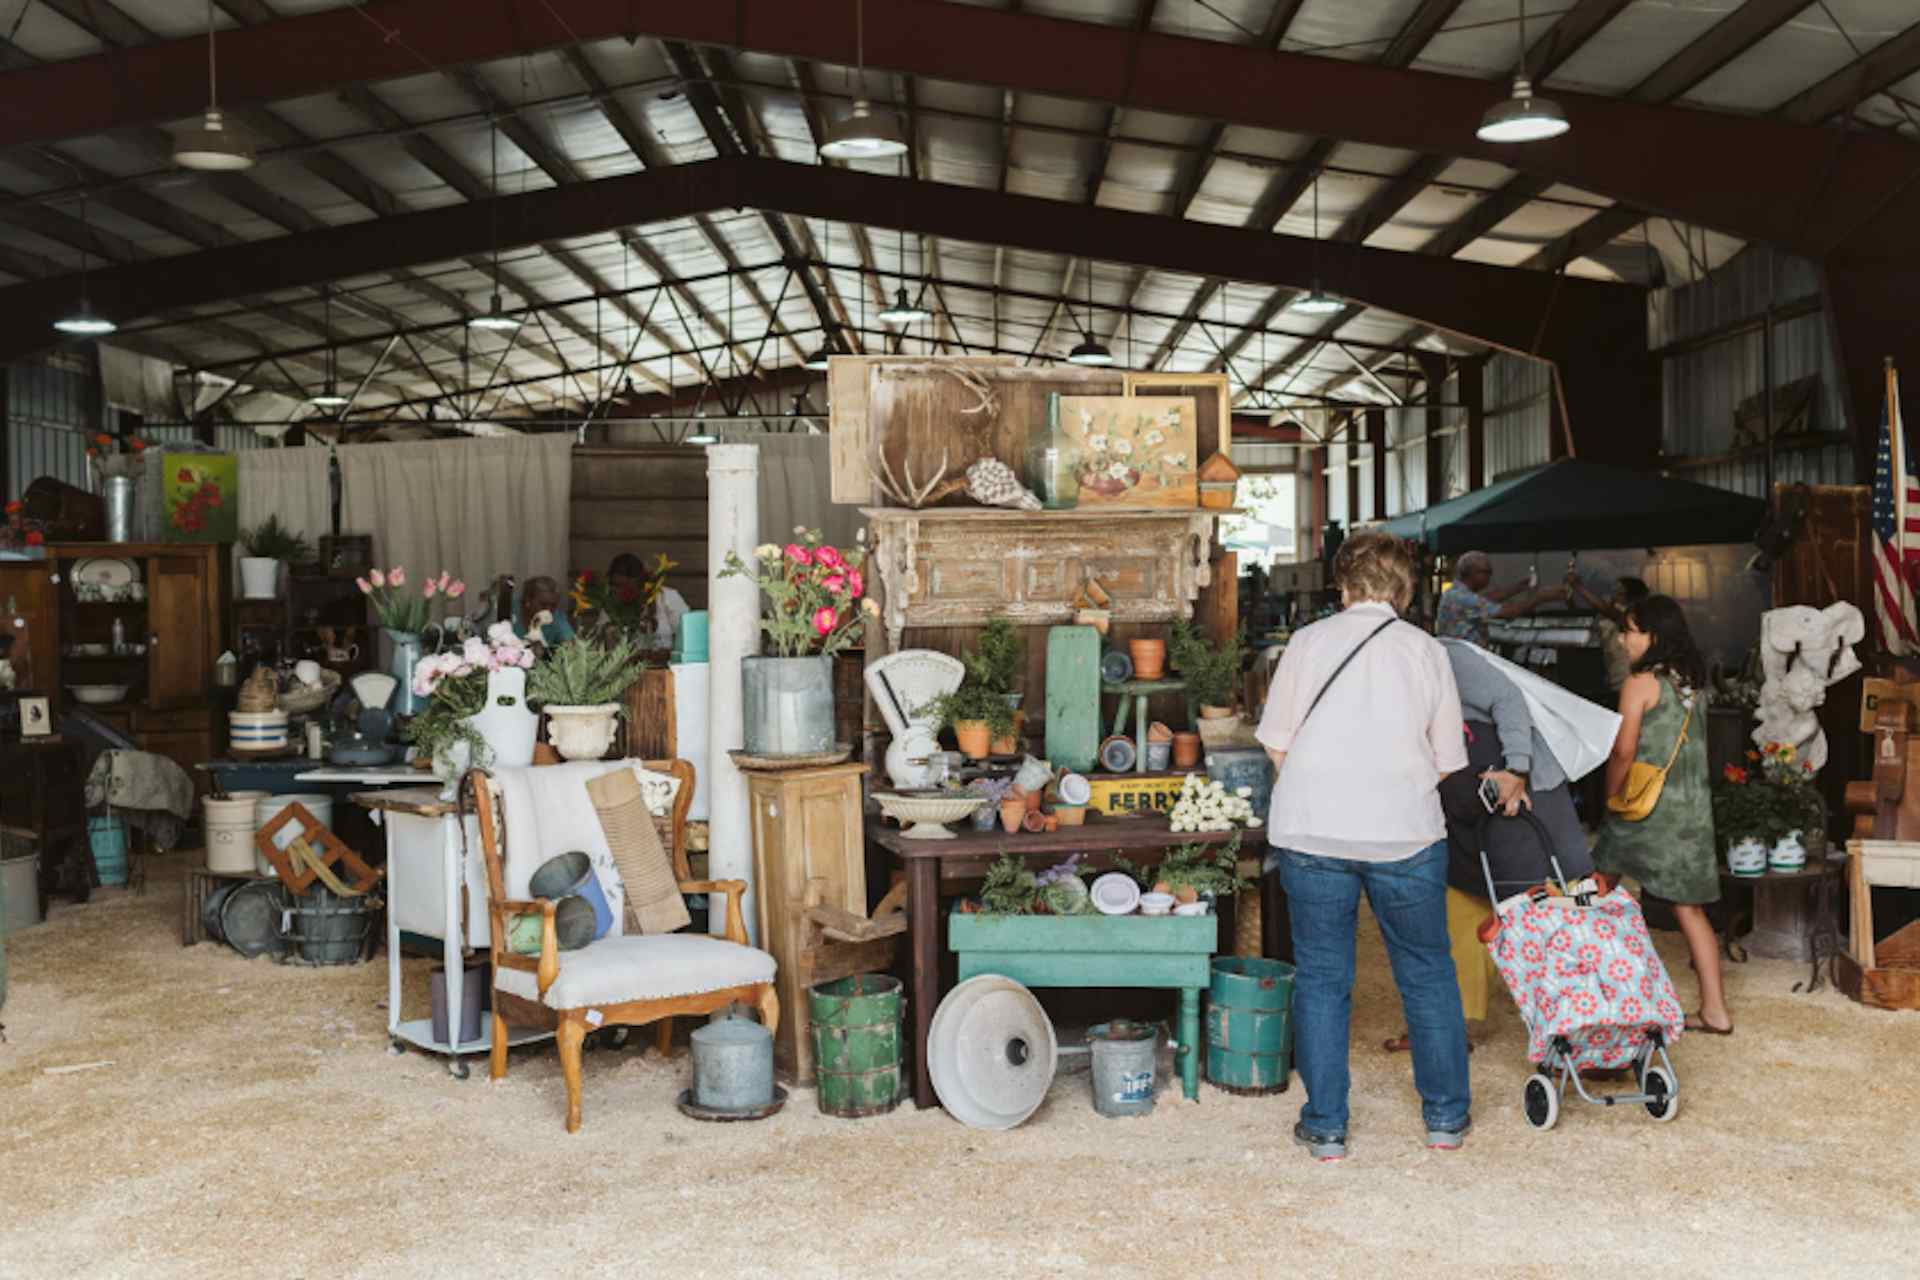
[1435,550,1564,646]
[1257,530,1472,1162]
[1568,574,1651,693]
[1595,595,1731,1035]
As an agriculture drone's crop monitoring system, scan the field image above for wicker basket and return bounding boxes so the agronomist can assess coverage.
[278,668,342,715]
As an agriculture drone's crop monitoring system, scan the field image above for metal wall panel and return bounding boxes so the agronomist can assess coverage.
[1483,352,1551,482]
[1668,442,1856,499]
[5,419,90,502]
[1647,249,1822,349]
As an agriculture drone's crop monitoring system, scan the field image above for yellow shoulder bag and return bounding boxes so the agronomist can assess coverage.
[1606,683,1693,822]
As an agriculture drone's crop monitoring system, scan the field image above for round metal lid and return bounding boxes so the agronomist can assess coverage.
[927,974,1057,1130]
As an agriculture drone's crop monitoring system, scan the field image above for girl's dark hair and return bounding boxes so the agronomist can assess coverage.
[1616,577,1650,605]
[608,553,645,580]
[1628,594,1706,689]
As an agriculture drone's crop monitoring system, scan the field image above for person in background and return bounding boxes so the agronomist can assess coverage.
[513,575,575,648]
[1594,595,1731,1035]
[609,552,689,650]
[1257,530,1472,1162]
[1569,574,1651,692]
[1435,550,1565,646]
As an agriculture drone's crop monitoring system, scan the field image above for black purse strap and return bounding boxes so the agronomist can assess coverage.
[1298,616,1397,731]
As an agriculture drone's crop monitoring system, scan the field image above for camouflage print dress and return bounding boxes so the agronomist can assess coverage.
[1594,678,1720,905]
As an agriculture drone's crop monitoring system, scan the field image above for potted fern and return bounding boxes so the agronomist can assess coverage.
[238,514,310,600]
[921,682,1017,761]
[528,635,644,761]
[1171,621,1245,743]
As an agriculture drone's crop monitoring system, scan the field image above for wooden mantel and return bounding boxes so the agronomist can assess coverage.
[861,507,1219,651]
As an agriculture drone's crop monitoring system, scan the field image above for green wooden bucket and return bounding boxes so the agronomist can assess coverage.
[1206,956,1293,1095]
[809,974,905,1118]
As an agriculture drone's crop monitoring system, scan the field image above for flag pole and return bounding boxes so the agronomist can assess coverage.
[1891,356,1903,573]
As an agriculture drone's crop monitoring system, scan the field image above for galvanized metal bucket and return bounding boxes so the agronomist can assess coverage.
[1206,956,1294,1095]
[285,883,375,966]
[692,1015,776,1112]
[1088,1020,1158,1118]
[809,974,905,1118]
[742,655,836,756]
[103,474,138,542]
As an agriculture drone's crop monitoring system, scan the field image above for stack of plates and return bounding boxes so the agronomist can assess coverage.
[230,709,290,752]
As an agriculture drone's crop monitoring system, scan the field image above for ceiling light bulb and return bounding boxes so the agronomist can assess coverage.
[1067,336,1114,366]
[468,292,520,331]
[686,433,719,445]
[308,384,350,408]
[1289,286,1345,316]
[818,98,909,160]
[53,305,115,336]
[877,288,928,325]
[173,108,257,171]
[803,345,833,371]
[1476,77,1570,143]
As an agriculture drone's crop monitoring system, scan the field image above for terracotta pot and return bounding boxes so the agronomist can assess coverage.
[1023,785,1043,813]
[1171,731,1202,770]
[990,710,1026,758]
[954,719,992,760]
[1022,809,1048,833]
[1128,638,1167,680]
[1200,704,1236,720]
[999,797,1026,833]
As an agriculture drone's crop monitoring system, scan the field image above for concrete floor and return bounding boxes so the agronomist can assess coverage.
[2,851,1916,1280]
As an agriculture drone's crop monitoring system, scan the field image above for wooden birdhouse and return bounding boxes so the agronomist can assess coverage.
[1198,451,1240,509]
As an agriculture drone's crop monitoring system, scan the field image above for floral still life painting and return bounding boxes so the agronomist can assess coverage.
[163,452,239,542]
[1056,396,1198,509]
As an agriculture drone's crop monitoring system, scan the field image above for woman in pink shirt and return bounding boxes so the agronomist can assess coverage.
[1257,531,1472,1162]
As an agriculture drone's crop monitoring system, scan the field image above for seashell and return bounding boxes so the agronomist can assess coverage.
[965,457,1042,511]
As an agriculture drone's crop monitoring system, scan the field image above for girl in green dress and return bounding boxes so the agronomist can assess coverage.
[1596,595,1732,1035]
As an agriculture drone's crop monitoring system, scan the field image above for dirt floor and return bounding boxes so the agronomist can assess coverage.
[2,851,1916,1280]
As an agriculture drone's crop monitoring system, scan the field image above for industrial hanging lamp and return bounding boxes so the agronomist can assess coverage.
[818,0,908,159]
[469,114,521,331]
[1290,172,1344,315]
[1066,258,1113,366]
[174,1,256,171]
[877,224,928,325]
[53,193,115,336]
[1477,0,1570,143]
[307,289,351,408]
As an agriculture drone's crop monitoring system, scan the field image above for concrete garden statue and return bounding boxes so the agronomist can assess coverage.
[1753,601,1864,773]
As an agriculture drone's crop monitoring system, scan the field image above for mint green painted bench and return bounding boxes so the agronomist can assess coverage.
[948,912,1217,1101]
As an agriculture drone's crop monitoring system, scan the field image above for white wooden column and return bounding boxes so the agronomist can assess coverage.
[705,443,761,943]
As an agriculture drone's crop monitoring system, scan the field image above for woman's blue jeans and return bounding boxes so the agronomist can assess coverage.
[1275,840,1471,1138]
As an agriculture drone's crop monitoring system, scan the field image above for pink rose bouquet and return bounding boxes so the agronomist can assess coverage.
[719,526,869,658]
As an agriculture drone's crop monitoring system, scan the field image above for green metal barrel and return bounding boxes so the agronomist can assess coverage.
[809,974,905,1118]
[1206,956,1294,1095]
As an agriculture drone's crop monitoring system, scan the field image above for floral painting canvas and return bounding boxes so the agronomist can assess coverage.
[162,452,239,543]
[1056,395,1198,509]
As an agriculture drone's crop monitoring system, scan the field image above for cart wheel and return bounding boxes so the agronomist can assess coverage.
[1522,1073,1559,1131]
[448,1057,471,1081]
[388,1038,406,1056]
[1641,1065,1678,1121]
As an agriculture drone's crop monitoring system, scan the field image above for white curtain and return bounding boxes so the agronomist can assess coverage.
[754,434,860,551]
[237,436,573,597]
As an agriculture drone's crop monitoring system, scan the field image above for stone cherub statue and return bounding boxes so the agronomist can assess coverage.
[1753,602,1865,773]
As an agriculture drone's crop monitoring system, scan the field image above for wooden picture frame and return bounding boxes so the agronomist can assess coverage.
[18,694,50,737]
[1124,371,1232,465]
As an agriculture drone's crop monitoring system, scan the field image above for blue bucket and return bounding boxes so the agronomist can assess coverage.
[529,851,612,940]
[88,816,129,887]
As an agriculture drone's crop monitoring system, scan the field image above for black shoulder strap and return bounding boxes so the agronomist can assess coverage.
[1299,616,1397,731]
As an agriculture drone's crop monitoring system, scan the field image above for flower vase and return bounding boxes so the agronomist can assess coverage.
[1726,837,1768,878]
[432,738,472,801]
[1026,399,1082,510]
[103,474,139,543]
[469,666,539,769]
[387,629,423,716]
[741,654,835,756]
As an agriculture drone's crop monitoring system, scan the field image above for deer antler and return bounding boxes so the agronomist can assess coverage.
[872,448,969,508]
[940,365,999,418]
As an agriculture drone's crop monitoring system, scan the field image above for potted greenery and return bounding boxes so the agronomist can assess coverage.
[1172,621,1245,742]
[972,616,1022,705]
[922,682,1017,761]
[529,634,644,761]
[238,514,310,600]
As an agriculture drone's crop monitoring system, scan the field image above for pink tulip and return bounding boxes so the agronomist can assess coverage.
[814,546,845,571]
[438,571,452,591]
[389,567,406,587]
[447,581,466,599]
[822,574,846,595]
[355,576,371,594]
[422,580,437,599]
[784,543,812,567]
[847,569,864,599]
[812,606,838,637]
[369,568,385,588]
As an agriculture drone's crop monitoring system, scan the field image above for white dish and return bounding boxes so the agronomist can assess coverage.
[1138,892,1175,916]
[68,643,109,657]
[68,683,130,704]
[71,557,138,589]
[1172,901,1209,917]
[1057,772,1091,806]
[1089,872,1141,916]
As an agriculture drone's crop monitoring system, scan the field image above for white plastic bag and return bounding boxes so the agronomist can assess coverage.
[1464,643,1622,782]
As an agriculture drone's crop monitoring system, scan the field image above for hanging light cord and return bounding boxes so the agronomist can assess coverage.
[1515,0,1528,78]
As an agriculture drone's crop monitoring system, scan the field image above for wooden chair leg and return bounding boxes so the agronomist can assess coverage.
[489,1010,510,1080]
[755,985,780,1040]
[654,1016,675,1059]
[556,1014,588,1134]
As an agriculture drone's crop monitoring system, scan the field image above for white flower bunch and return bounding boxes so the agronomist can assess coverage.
[1166,772,1262,834]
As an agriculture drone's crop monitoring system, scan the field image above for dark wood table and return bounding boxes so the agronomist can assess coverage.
[1717,856,1847,993]
[876,815,1241,1109]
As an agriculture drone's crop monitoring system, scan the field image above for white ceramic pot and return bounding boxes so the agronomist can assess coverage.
[433,738,473,801]
[1727,836,1768,878]
[238,556,281,600]
[469,666,538,768]
[1769,830,1807,871]
[545,703,622,762]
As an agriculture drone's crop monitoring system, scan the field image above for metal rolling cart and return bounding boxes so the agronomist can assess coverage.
[352,784,552,1078]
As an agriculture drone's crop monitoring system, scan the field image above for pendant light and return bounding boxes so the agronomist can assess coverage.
[818,0,908,159]
[1289,173,1345,316]
[1066,258,1113,366]
[174,2,256,171]
[877,225,928,325]
[307,289,350,408]
[53,193,115,336]
[1477,0,1570,143]
[803,221,837,370]
[469,115,521,331]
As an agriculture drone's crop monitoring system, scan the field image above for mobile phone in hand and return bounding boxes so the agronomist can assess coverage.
[1478,775,1502,813]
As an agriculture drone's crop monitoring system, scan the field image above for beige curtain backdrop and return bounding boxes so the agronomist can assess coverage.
[237,436,574,599]
[754,434,859,552]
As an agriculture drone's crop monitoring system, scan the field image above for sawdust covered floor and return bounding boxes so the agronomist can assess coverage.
[2,853,1916,1280]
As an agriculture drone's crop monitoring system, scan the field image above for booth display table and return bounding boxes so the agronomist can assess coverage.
[354,787,552,1078]
[948,912,1215,1101]
[1717,855,1846,993]
[877,816,1238,1108]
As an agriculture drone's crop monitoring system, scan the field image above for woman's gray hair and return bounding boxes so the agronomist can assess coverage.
[1454,550,1492,579]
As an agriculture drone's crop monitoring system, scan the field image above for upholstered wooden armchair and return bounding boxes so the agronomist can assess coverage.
[468,757,779,1133]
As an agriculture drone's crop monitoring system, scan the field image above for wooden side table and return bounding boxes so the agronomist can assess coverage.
[1717,856,1846,993]
[1104,678,1188,772]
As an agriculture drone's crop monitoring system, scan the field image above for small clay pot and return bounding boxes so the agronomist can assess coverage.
[1200,704,1235,720]
[1023,785,1043,814]
[1128,638,1167,680]
[999,797,1026,833]
[1147,720,1173,743]
[1022,809,1048,833]
[1171,731,1202,770]
[954,720,992,760]
[990,710,1025,758]
[1043,814,1059,833]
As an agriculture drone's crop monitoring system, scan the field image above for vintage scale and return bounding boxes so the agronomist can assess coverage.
[864,649,964,790]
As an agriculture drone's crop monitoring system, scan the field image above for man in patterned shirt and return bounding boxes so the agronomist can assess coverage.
[1434,550,1564,645]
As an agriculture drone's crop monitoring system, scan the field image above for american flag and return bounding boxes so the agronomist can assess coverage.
[1872,361,1919,655]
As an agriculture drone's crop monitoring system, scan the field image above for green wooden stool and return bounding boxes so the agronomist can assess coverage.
[1103,678,1188,773]
[948,912,1216,1101]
